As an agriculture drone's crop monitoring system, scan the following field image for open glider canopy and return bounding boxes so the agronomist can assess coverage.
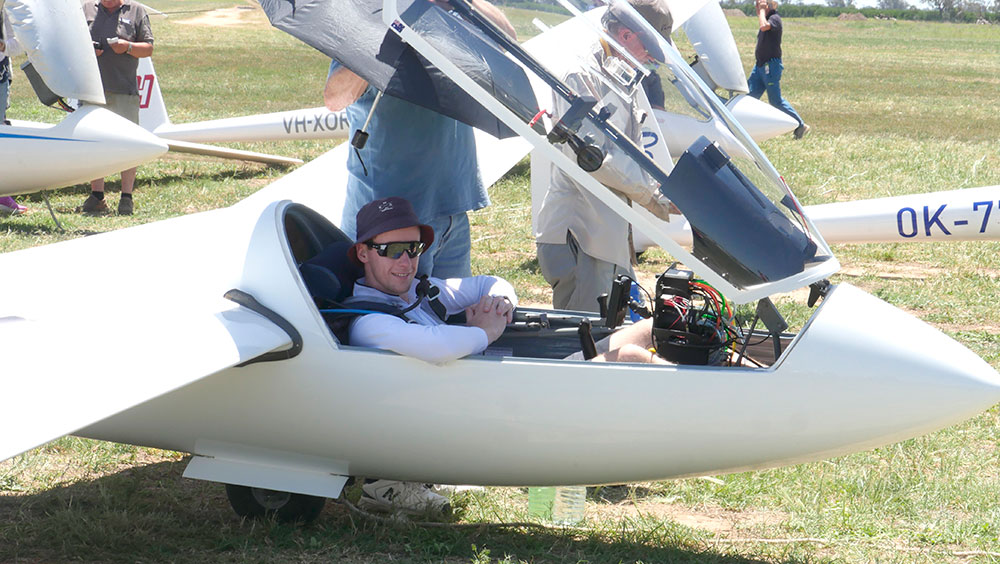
[383,0,838,303]
[256,0,533,139]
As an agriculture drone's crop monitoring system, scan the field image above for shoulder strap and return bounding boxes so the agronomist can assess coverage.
[416,276,449,322]
[332,299,409,320]
[319,299,409,346]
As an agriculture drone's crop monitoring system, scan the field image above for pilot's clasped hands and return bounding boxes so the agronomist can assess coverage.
[465,294,515,344]
[470,294,514,323]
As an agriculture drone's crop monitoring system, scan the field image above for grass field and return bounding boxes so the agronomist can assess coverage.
[2,3,1000,563]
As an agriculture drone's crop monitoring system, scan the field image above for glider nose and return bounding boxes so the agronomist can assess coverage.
[72,105,170,164]
[783,283,1000,445]
[726,94,799,142]
[2,106,169,196]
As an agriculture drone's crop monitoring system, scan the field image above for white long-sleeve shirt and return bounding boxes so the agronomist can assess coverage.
[347,275,518,364]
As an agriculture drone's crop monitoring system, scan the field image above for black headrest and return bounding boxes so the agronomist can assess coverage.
[301,241,363,304]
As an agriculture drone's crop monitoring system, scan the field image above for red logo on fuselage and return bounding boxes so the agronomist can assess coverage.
[136,74,155,109]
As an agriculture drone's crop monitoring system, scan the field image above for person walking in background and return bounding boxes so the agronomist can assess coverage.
[78,0,153,216]
[0,5,27,216]
[747,0,810,140]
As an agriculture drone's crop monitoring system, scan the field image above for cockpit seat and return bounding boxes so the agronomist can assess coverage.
[300,241,362,307]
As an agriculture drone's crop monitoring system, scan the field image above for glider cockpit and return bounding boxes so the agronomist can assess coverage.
[280,201,788,368]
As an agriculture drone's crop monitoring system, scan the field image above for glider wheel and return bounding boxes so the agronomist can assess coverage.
[225,483,326,524]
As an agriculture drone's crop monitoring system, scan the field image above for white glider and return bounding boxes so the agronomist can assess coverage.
[2,107,168,197]
[0,0,169,198]
[137,57,352,144]
[0,0,996,526]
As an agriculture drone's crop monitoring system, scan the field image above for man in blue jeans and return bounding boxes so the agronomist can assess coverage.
[747,0,810,140]
[322,0,516,280]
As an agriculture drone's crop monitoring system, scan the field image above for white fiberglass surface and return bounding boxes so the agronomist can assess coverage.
[383,0,837,303]
[7,0,105,104]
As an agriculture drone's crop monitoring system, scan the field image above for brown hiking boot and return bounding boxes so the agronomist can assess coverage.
[77,194,110,215]
[118,197,134,216]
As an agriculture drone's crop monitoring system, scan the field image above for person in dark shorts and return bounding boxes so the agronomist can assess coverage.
[79,0,154,216]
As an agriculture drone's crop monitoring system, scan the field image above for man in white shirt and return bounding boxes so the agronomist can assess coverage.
[535,2,678,312]
[347,196,516,365]
[343,196,514,518]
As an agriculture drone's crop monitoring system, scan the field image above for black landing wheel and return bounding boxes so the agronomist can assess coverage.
[225,484,326,524]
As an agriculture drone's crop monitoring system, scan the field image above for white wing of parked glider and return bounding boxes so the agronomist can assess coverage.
[6,0,104,104]
[164,138,303,166]
[0,207,294,463]
[0,304,292,463]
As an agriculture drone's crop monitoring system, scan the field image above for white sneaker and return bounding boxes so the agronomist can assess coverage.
[358,480,451,518]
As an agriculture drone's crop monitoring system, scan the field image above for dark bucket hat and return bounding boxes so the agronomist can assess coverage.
[348,197,434,264]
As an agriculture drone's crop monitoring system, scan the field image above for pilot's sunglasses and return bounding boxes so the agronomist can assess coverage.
[365,240,426,259]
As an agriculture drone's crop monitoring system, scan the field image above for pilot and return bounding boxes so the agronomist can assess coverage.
[342,195,668,517]
[346,196,516,366]
[535,2,679,313]
[345,195,669,365]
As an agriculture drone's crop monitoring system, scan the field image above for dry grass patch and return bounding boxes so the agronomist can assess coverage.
[838,263,945,280]
[175,6,268,28]
[590,501,788,536]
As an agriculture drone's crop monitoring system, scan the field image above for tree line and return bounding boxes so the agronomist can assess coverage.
[722,0,999,23]
[484,0,998,24]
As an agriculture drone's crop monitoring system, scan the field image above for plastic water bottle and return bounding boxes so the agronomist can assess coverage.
[528,486,585,525]
[552,486,586,525]
[527,486,555,520]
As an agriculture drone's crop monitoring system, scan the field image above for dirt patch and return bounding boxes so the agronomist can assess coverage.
[935,322,1000,336]
[175,6,268,28]
[723,9,747,17]
[590,500,787,535]
[838,12,867,21]
[838,263,943,281]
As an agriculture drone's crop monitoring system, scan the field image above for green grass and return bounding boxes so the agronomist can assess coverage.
[3,5,1000,564]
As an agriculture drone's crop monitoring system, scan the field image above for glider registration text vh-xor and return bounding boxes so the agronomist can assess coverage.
[136,57,352,144]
